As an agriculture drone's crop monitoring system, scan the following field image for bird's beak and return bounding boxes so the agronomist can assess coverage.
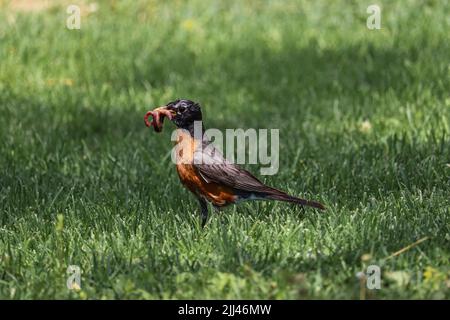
[144,105,175,132]
[154,106,176,119]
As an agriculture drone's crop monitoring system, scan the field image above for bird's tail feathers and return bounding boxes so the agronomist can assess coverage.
[265,190,325,210]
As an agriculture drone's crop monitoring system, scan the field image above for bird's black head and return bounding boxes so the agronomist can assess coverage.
[165,99,202,129]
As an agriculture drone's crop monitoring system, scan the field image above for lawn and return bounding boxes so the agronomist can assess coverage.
[0,0,449,299]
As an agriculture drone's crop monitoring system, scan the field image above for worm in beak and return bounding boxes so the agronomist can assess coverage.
[144,106,174,132]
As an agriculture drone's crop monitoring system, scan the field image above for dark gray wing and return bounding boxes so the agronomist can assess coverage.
[192,140,276,194]
[191,139,326,210]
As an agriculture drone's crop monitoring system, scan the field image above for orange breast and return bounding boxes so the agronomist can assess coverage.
[174,129,237,207]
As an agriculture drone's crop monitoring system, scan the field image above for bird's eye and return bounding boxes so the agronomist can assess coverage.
[178,105,186,113]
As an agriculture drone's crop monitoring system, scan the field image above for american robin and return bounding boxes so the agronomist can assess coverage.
[145,99,325,227]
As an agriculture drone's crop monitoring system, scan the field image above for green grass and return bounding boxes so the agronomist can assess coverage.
[0,0,449,299]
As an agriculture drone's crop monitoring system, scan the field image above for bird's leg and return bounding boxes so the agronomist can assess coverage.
[198,197,209,228]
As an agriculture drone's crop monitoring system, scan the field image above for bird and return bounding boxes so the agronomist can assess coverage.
[145,99,325,227]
